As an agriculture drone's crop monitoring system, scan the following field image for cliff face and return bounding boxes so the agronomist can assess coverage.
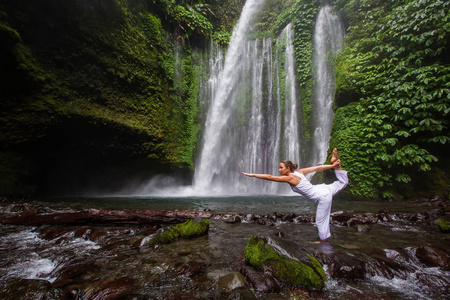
[0,0,194,196]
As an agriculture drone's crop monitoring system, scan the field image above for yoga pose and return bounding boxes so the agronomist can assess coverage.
[242,148,348,242]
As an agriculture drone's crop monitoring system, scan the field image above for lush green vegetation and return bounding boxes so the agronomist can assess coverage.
[330,0,449,198]
[274,0,320,144]
[0,0,244,195]
[0,0,448,198]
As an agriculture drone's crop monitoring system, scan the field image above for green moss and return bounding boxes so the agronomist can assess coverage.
[244,236,326,290]
[0,23,21,44]
[437,217,450,233]
[149,219,210,246]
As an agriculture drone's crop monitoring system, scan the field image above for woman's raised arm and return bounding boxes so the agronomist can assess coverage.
[299,159,341,175]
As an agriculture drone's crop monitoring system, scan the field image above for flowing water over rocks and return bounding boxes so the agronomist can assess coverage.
[1,196,449,299]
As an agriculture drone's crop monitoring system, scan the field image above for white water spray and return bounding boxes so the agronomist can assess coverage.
[193,0,269,194]
[310,5,344,165]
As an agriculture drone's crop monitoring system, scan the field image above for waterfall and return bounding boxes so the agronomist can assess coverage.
[310,5,344,166]
[278,23,301,167]
[193,3,343,196]
[194,27,300,194]
[194,0,269,194]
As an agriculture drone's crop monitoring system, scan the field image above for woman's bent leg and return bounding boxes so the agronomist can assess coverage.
[330,170,349,197]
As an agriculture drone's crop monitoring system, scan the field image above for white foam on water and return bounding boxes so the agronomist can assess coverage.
[0,226,100,283]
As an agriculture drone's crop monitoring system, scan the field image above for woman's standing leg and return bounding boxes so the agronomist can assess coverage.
[315,193,333,241]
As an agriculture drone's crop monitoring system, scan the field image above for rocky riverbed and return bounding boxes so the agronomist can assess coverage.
[0,197,449,299]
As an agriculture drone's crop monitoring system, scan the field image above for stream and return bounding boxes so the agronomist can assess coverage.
[0,196,449,299]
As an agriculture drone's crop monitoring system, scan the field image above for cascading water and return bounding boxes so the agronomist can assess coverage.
[192,2,344,196]
[193,6,301,195]
[310,5,344,166]
[194,0,270,194]
[277,23,301,168]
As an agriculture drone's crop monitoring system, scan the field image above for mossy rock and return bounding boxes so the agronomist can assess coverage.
[437,215,450,233]
[149,218,209,246]
[244,236,326,290]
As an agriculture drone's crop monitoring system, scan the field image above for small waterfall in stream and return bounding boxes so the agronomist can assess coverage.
[310,5,344,166]
[192,3,344,196]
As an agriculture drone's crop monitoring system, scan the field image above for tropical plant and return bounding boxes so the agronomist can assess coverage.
[333,0,449,197]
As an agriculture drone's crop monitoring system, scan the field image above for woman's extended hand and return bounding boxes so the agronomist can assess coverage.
[332,159,341,168]
[241,172,254,177]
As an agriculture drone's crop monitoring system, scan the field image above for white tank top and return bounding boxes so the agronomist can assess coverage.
[290,171,321,201]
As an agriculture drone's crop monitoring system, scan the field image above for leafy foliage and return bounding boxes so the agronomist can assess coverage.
[154,0,213,42]
[333,0,449,197]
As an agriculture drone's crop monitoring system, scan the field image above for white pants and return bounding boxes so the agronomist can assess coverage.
[314,170,348,240]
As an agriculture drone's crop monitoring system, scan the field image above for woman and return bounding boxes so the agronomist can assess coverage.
[242,148,348,243]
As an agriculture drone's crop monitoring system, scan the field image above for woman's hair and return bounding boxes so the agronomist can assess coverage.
[281,160,298,172]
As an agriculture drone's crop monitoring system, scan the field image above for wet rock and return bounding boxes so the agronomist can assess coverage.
[415,246,450,269]
[226,287,258,299]
[383,248,412,270]
[280,213,296,222]
[0,207,213,226]
[330,212,352,223]
[365,249,409,280]
[256,218,274,226]
[52,260,99,286]
[74,226,92,239]
[270,212,279,222]
[437,215,450,233]
[323,252,365,280]
[1,203,25,214]
[145,218,210,247]
[293,215,313,223]
[336,213,378,227]
[217,272,247,291]
[427,208,444,219]
[244,236,326,290]
[244,213,255,222]
[0,278,64,300]
[38,226,75,240]
[241,265,281,293]
[88,277,136,300]
[223,215,242,223]
[409,212,428,222]
[377,208,393,222]
[89,228,110,244]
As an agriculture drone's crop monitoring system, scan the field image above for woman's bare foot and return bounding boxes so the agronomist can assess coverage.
[331,148,343,170]
[309,239,328,244]
[331,148,339,163]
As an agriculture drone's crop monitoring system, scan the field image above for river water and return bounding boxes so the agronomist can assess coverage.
[1,196,449,299]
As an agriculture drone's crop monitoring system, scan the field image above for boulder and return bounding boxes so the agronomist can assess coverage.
[323,252,365,280]
[415,246,450,269]
[217,272,247,291]
[244,236,326,290]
